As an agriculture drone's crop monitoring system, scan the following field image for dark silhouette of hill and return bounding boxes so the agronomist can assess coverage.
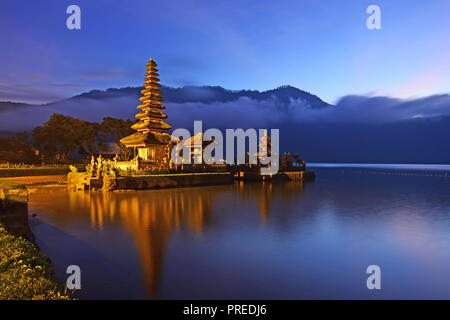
[70,85,332,108]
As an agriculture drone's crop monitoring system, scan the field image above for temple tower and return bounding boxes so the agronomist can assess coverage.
[132,58,171,135]
[256,130,272,163]
[120,58,174,162]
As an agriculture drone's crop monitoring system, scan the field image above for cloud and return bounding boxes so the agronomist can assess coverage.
[327,94,450,124]
[0,84,63,104]
[168,93,450,128]
[0,83,95,104]
[0,95,138,131]
[165,96,296,129]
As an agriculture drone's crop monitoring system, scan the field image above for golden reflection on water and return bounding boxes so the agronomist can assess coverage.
[233,180,305,225]
[68,188,218,297]
[64,181,306,298]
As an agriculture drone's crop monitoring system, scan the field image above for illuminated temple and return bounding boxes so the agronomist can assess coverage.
[120,58,174,162]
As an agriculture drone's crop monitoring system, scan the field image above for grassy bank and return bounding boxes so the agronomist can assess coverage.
[0,224,70,300]
[0,179,27,190]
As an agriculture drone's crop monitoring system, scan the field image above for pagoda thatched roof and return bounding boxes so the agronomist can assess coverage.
[120,57,174,149]
[136,110,168,120]
[146,58,157,67]
[120,132,178,148]
[131,120,172,132]
[137,103,165,110]
[180,133,217,153]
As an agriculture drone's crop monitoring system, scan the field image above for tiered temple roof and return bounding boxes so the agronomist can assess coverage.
[255,130,272,160]
[121,58,173,148]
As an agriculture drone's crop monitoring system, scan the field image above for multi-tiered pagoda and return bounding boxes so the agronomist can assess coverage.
[120,58,174,162]
[255,130,272,163]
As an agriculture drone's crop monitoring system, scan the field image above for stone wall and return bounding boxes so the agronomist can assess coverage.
[234,170,316,182]
[0,184,31,237]
[115,173,233,190]
[282,170,315,181]
[67,171,314,192]
[67,172,234,191]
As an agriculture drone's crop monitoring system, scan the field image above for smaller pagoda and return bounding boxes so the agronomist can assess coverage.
[120,58,175,162]
[255,130,272,163]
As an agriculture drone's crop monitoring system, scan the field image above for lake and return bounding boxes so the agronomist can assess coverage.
[29,164,450,299]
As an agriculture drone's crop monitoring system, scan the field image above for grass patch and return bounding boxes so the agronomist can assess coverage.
[0,168,69,298]
[0,164,86,178]
[0,224,70,300]
[0,167,70,178]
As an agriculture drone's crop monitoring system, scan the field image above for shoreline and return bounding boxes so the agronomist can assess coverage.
[0,180,69,300]
[0,223,69,300]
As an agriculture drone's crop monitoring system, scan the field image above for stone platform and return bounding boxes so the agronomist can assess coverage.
[68,172,234,191]
[233,170,315,182]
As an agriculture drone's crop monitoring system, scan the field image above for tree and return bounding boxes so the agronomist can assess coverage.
[32,114,137,161]
[33,114,98,161]
[98,117,136,159]
[0,137,35,162]
[293,153,306,171]
[15,132,30,145]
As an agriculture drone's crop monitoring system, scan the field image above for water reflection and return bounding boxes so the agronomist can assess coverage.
[64,181,307,298]
[29,170,450,299]
[68,188,217,297]
[233,181,306,224]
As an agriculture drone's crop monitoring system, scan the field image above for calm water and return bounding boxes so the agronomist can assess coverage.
[29,165,450,299]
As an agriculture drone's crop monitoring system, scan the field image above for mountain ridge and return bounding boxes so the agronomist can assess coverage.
[68,84,333,108]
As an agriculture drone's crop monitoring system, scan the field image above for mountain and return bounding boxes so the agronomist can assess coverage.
[70,85,332,108]
[0,85,332,134]
[0,85,449,163]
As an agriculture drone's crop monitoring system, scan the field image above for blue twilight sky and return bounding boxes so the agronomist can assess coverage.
[0,0,449,104]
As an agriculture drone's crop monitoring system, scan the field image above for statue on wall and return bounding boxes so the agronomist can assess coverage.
[86,155,97,178]
[96,155,103,177]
